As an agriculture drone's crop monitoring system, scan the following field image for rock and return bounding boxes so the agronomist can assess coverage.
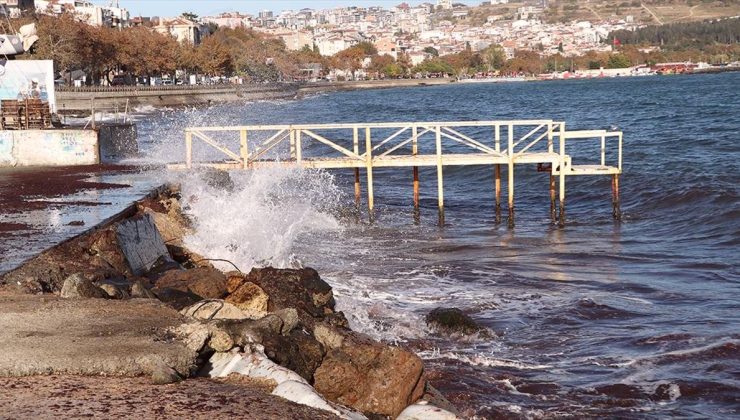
[313,333,426,418]
[153,288,202,310]
[226,273,247,293]
[130,280,157,299]
[150,364,182,385]
[144,208,188,246]
[273,308,299,335]
[421,385,460,417]
[262,330,325,382]
[313,323,345,351]
[98,282,129,299]
[115,213,173,276]
[425,308,482,336]
[225,282,269,319]
[181,300,250,321]
[173,322,211,354]
[59,274,108,299]
[209,329,235,352]
[145,256,183,281]
[153,267,228,300]
[243,267,336,327]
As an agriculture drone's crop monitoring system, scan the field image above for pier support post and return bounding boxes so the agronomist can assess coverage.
[353,127,361,209]
[549,175,556,223]
[436,125,444,226]
[412,125,420,222]
[612,174,621,220]
[494,164,502,223]
[295,130,302,163]
[365,127,374,222]
[558,123,566,227]
[240,129,248,169]
[289,129,296,161]
[507,124,514,228]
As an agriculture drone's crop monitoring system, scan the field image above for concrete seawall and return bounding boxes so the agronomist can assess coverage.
[57,79,455,113]
[57,84,300,114]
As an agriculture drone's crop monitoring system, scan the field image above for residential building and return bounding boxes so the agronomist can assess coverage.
[154,17,201,45]
[0,0,34,18]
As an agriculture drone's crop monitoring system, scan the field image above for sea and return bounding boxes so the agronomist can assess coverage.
[18,73,740,418]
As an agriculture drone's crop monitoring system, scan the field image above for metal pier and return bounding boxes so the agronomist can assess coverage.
[167,120,623,226]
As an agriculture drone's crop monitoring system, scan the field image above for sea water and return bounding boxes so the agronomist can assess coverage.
[134,73,739,418]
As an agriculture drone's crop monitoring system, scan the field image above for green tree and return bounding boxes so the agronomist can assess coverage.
[481,44,506,71]
[606,54,631,68]
[423,46,439,57]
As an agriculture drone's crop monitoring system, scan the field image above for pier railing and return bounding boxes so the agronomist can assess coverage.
[174,120,623,226]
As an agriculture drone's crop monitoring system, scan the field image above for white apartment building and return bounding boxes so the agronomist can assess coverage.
[34,0,129,28]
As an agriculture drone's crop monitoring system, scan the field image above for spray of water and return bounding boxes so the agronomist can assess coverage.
[178,166,344,272]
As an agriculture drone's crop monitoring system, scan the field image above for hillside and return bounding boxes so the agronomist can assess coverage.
[444,1,740,25]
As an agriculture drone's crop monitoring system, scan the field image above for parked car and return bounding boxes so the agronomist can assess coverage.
[110,75,128,86]
[162,79,174,86]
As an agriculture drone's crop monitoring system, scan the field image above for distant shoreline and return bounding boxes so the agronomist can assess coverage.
[56,69,738,114]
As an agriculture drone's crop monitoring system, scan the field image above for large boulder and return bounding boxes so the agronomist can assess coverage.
[241,268,336,328]
[425,307,483,336]
[153,267,228,302]
[225,281,269,319]
[313,333,426,418]
[262,330,326,382]
[60,274,108,299]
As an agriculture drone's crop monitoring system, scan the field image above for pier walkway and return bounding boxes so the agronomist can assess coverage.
[168,120,623,226]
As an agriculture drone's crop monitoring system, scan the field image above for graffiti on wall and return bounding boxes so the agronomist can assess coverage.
[0,130,97,167]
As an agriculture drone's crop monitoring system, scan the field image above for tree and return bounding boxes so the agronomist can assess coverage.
[606,53,631,69]
[412,58,454,75]
[423,46,439,57]
[481,44,506,71]
[197,35,234,76]
[181,12,199,22]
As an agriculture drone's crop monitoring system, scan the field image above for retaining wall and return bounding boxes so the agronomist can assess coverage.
[57,84,299,114]
[0,130,99,167]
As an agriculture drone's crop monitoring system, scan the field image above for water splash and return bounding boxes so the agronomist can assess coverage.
[178,167,344,272]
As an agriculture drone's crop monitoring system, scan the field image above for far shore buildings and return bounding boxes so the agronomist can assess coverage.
[0,0,34,18]
[34,0,129,28]
[153,17,202,45]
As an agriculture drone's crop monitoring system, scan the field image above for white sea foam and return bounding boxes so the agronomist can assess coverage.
[178,167,343,271]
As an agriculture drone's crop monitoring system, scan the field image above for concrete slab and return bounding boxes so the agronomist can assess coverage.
[0,293,196,377]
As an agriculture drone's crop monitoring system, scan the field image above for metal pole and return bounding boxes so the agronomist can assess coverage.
[365,127,374,221]
[240,129,248,169]
[289,129,296,160]
[507,123,514,228]
[412,125,420,220]
[353,127,361,208]
[550,174,556,223]
[612,174,621,221]
[495,164,501,224]
[436,125,444,226]
[558,122,566,227]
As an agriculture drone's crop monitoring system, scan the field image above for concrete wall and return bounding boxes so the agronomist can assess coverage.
[0,130,99,167]
[57,84,299,114]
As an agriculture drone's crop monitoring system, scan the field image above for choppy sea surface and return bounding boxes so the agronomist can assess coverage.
[117,73,740,417]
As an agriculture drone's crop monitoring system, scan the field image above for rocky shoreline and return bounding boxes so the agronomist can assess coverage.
[0,183,458,419]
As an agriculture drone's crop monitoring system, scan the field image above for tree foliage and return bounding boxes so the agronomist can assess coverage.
[609,17,740,50]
